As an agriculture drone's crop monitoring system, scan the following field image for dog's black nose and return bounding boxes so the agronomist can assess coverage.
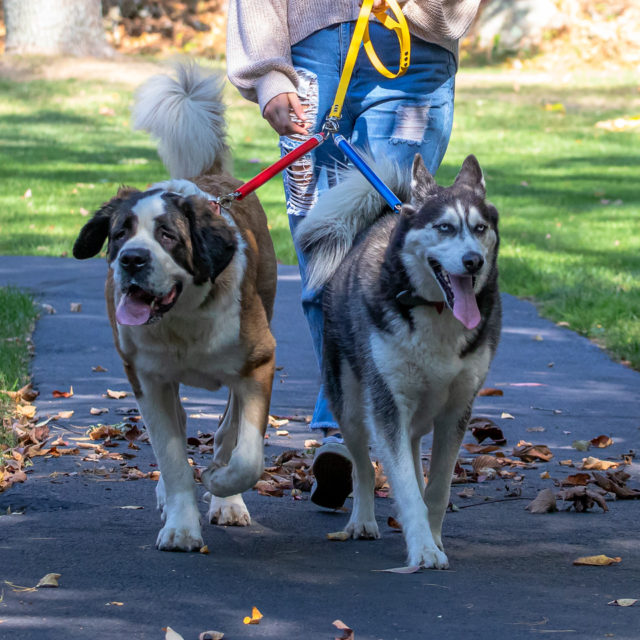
[462,251,484,274]
[119,248,150,273]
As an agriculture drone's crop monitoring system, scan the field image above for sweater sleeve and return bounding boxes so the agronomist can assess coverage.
[226,0,299,114]
[404,0,481,40]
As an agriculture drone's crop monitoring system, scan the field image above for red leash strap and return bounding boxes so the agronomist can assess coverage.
[233,133,326,201]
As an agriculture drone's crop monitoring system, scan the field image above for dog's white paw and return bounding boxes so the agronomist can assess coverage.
[345,518,380,540]
[205,493,251,527]
[156,524,204,552]
[407,541,449,569]
[155,501,203,552]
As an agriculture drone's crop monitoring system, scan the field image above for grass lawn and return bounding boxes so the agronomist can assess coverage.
[0,286,37,443]
[0,63,638,368]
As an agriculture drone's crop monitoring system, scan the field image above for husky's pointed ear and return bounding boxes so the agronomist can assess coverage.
[400,203,416,217]
[454,155,486,197]
[72,187,139,259]
[410,154,437,205]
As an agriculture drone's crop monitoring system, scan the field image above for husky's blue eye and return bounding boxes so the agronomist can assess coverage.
[474,224,487,234]
[436,223,453,233]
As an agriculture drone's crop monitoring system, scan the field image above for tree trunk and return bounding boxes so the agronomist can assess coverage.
[4,0,114,57]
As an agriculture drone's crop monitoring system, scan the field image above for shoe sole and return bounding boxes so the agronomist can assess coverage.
[310,451,353,510]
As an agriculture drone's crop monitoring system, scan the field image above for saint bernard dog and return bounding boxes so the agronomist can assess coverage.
[73,63,277,551]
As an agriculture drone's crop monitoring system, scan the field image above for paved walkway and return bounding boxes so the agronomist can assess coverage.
[0,256,638,640]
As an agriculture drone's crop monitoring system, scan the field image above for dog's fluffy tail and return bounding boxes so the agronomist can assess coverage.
[133,62,229,179]
[295,159,410,289]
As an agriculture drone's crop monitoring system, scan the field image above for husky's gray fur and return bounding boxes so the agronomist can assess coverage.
[133,62,230,179]
[297,154,502,568]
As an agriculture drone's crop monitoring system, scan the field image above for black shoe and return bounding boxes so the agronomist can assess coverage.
[310,442,353,510]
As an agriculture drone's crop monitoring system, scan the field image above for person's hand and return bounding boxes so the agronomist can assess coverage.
[263,92,309,136]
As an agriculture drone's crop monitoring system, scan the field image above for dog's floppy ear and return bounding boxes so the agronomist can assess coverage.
[453,154,486,198]
[176,196,237,284]
[72,187,139,260]
[410,154,438,205]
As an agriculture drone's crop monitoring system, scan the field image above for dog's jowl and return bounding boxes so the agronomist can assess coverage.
[73,64,277,552]
[297,153,501,568]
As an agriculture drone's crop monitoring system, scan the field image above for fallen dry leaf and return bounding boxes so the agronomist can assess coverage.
[512,441,553,463]
[199,632,225,640]
[106,389,129,399]
[333,619,355,640]
[36,573,61,588]
[164,628,185,640]
[500,412,515,420]
[607,599,638,607]
[70,302,82,313]
[457,487,475,499]
[478,388,503,397]
[572,440,591,452]
[559,486,608,512]
[561,473,591,486]
[590,435,613,448]
[581,457,620,471]
[118,505,143,510]
[469,417,506,445]
[268,415,289,428]
[463,443,501,454]
[472,454,503,474]
[56,410,74,420]
[372,565,421,574]
[559,459,575,467]
[526,488,557,514]
[573,555,621,566]
[243,606,263,625]
[199,545,210,555]
[387,516,402,531]
[92,366,108,372]
[90,407,109,416]
[327,531,350,541]
[52,386,73,398]
[592,471,640,499]
[275,430,289,436]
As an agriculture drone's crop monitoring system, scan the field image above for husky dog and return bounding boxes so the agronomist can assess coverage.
[296,154,501,568]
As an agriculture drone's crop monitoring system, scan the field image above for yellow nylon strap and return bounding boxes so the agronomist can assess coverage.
[329,0,411,120]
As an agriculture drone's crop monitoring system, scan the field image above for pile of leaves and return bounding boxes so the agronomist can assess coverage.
[101,1,226,56]
[0,384,48,492]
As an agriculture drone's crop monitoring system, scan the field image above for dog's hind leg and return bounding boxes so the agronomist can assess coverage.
[424,404,471,552]
[137,379,203,552]
[340,377,379,539]
[204,391,252,526]
[201,357,274,498]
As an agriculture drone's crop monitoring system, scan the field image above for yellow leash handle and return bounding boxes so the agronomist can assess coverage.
[328,0,411,121]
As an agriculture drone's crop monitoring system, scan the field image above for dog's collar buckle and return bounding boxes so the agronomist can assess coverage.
[396,289,445,314]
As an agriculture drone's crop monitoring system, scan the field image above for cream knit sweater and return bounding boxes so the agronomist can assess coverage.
[226,0,480,114]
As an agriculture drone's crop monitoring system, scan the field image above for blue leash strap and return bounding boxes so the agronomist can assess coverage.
[333,134,403,212]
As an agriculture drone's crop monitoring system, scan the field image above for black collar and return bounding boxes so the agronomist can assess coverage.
[395,289,445,314]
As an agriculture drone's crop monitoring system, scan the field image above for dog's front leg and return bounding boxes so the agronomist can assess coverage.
[371,411,449,569]
[201,358,274,498]
[204,390,251,527]
[424,404,472,552]
[137,378,203,551]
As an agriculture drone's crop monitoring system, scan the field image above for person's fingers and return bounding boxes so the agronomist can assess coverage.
[288,93,307,124]
[263,93,309,136]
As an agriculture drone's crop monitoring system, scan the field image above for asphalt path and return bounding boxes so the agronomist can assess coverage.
[0,256,639,640]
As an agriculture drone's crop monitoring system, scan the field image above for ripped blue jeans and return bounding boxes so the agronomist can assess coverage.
[281,21,456,431]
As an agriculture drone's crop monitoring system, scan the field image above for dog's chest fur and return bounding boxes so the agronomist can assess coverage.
[370,311,493,425]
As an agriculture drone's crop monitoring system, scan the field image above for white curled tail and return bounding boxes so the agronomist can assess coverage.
[133,62,229,179]
[295,160,409,289]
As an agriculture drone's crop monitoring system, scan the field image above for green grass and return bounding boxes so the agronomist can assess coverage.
[0,67,638,368]
[0,287,37,444]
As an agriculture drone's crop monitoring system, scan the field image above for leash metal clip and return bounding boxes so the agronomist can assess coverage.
[322,117,340,135]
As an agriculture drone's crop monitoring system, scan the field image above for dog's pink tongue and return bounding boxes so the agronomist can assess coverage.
[449,275,481,330]
[115,294,151,326]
